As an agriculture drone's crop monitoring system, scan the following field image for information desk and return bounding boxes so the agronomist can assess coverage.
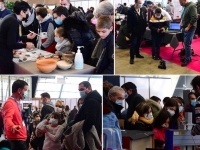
[143,30,183,59]
[122,130,155,150]
[14,61,95,74]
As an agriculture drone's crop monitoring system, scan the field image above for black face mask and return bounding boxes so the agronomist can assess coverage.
[22,13,29,22]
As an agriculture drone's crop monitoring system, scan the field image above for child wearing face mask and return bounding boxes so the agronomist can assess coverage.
[36,112,64,150]
[130,102,154,131]
[54,27,72,57]
[149,8,168,60]
[153,110,172,149]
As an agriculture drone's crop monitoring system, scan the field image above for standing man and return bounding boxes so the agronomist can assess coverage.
[0,0,11,19]
[60,0,78,15]
[3,80,28,150]
[0,1,36,74]
[166,0,174,20]
[40,92,54,121]
[127,0,147,64]
[74,81,102,150]
[121,82,145,129]
[179,0,198,66]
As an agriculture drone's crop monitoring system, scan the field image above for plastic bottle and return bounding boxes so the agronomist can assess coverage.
[74,46,84,69]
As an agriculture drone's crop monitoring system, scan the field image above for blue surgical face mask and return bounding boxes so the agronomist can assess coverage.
[79,91,87,99]
[191,100,196,107]
[137,4,142,8]
[179,106,184,112]
[54,37,61,43]
[54,19,63,25]
[116,100,122,105]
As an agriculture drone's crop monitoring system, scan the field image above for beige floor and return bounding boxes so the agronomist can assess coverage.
[115,48,199,74]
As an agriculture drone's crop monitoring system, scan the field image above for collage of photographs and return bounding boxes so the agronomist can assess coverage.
[0,0,199,149]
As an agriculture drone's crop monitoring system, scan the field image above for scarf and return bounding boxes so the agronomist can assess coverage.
[128,111,139,125]
[22,9,35,27]
[139,116,154,124]
[55,39,70,51]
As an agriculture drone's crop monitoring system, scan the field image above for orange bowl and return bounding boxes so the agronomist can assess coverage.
[36,59,57,73]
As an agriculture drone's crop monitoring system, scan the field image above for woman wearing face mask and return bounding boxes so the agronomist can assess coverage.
[77,98,84,111]
[131,102,154,131]
[153,110,172,149]
[36,112,64,150]
[163,98,179,129]
[54,27,72,57]
[149,8,168,60]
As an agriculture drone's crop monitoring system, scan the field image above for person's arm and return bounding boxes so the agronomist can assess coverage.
[164,10,172,21]
[36,119,47,135]
[42,23,55,48]
[127,9,133,36]
[3,101,15,132]
[7,20,26,49]
[188,5,198,28]
[46,125,64,142]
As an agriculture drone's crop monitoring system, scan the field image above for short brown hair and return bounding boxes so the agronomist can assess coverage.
[96,15,112,29]
[0,0,5,4]
[55,27,68,38]
[191,76,200,88]
[36,7,47,18]
[136,102,151,116]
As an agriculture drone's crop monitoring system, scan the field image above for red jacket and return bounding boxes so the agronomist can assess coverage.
[3,97,27,141]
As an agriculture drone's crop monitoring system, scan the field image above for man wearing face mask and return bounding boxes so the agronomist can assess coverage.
[121,82,145,129]
[60,0,78,15]
[3,80,28,150]
[0,0,11,19]
[40,92,54,121]
[127,0,147,64]
[179,0,197,67]
[0,1,36,74]
[74,81,102,150]
[107,86,126,119]
[185,92,196,124]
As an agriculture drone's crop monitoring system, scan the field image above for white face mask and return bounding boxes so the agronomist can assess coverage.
[167,109,175,116]
[162,123,169,128]
[55,107,62,113]
[144,112,153,120]
[65,5,69,10]
[49,118,58,125]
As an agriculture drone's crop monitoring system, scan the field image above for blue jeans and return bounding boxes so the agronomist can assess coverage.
[182,28,195,61]
[151,35,163,57]
[130,35,142,59]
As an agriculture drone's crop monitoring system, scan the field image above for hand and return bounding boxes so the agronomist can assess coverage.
[161,27,166,32]
[27,32,36,39]
[185,27,190,32]
[12,125,21,134]
[26,42,34,49]
[157,28,160,33]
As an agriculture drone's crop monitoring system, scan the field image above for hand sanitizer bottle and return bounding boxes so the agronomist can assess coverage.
[75,46,84,69]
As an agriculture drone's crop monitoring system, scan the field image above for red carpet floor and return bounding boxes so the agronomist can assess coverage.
[141,39,200,72]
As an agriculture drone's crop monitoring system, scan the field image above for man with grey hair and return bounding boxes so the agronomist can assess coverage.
[108,86,127,119]
[93,1,114,22]
[60,0,78,15]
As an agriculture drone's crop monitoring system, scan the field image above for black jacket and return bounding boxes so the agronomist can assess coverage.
[95,32,114,74]
[68,108,78,122]
[40,102,54,121]
[117,21,129,48]
[109,100,123,119]
[127,5,147,36]
[21,9,39,47]
[125,92,145,122]
[132,120,153,131]
[63,11,95,64]
[0,14,27,63]
[74,90,102,137]
[68,3,78,15]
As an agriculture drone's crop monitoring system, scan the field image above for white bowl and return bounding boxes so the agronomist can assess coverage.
[57,60,72,70]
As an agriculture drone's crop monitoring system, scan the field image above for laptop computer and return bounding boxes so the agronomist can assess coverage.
[168,23,181,32]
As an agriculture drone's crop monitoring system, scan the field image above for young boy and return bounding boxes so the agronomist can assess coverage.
[149,8,168,60]
[95,15,114,74]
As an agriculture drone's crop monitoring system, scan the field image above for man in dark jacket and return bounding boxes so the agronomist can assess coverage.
[121,82,145,129]
[40,92,54,121]
[67,106,78,123]
[60,0,78,15]
[95,15,114,74]
[108,86,127,119]
[127,0,147,64]
[74,81,102,150]
[0,1,36,74]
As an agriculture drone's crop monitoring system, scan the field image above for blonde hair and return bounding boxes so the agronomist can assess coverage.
[55,100,65,108]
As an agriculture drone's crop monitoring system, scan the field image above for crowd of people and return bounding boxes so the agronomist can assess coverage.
[0,79,102,150]
[103,75,200,149]
[0,0,114,74]
[116,0,198,67]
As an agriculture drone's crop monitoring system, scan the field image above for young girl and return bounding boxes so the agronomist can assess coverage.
[153,110,172,149]
[54,27,72,56]
[36,112,64,150]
